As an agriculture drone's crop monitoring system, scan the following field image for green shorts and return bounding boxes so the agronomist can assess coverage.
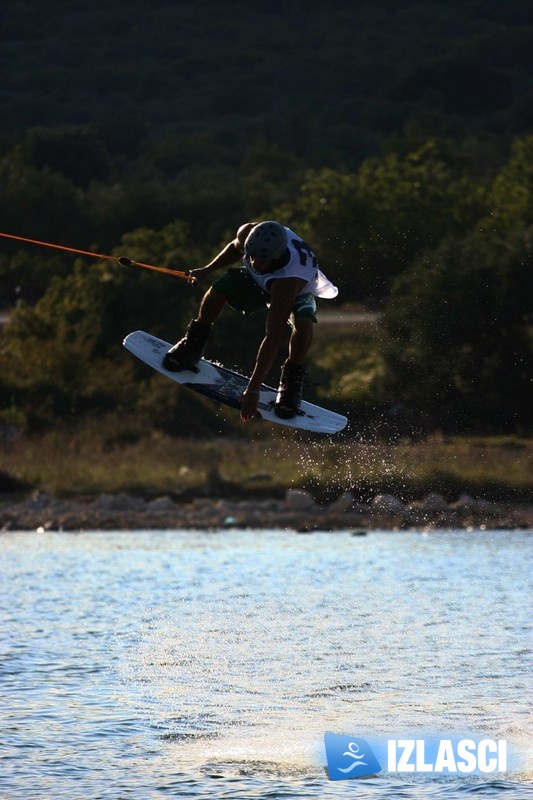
[212,268,317,322]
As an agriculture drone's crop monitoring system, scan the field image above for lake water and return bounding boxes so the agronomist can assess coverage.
[1,528,531,799]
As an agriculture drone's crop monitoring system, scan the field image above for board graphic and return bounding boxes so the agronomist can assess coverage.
[123,330,348,434]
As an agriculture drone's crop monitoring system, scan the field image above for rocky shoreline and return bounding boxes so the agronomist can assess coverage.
[1,488,531,533]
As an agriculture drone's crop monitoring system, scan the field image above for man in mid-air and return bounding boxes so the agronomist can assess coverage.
[163,220,338,421]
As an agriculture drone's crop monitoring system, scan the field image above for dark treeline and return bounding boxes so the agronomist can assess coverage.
[2,1,532,160]
[0,0,531,438]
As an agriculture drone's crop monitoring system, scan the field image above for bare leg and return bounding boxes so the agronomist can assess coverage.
[287,316,313,365]
[196,287,227,326]
[275,318,311,417]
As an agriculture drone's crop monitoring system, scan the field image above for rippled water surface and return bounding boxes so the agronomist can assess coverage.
[1,529,532,799]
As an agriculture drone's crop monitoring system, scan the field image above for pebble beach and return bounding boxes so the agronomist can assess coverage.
[1,488,531,532]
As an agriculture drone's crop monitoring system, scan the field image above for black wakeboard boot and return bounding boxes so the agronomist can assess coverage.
[162,319,211,372]
[275,359,305,418]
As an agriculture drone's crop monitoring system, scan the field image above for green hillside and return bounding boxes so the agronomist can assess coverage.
[2,0,532,166]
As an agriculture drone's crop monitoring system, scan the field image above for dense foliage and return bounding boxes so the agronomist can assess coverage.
[0,1,531,437]
[2,1,531,159]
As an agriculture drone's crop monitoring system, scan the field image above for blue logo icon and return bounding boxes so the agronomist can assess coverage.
[324,733,382,780]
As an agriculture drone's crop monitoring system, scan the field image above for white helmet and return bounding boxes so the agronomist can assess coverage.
[244,221,287,260]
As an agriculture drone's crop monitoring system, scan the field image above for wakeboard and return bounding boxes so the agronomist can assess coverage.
[123,330,347,434]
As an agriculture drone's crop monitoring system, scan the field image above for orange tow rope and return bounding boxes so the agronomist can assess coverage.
[0,231,197,284]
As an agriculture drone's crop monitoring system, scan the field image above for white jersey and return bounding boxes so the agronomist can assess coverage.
[243,227,338,299]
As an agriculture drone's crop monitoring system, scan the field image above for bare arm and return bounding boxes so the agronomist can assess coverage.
[189,222,257,283]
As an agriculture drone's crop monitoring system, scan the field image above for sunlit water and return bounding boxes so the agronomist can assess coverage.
[1,529,531,799]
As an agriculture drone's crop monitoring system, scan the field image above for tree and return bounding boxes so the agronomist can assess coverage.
[0,153,87,245]
[377,226,532,434]
[353,141,487,299]
[0,220,200,428]
[21,126,113,188]
[276,141,487,304]
[486,136,533,229]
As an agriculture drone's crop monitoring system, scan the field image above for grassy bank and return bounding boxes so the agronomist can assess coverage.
[1,417,531,505]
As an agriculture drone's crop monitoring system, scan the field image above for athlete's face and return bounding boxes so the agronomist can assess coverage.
[248,256,273,273]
